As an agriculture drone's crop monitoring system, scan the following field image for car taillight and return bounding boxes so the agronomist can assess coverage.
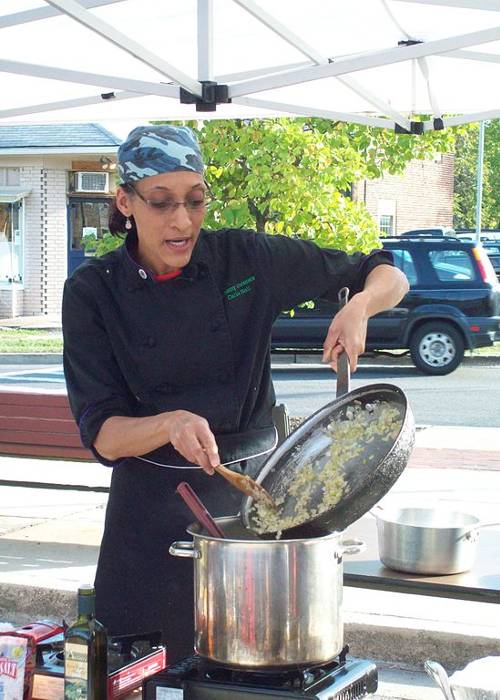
[472,245,497,284]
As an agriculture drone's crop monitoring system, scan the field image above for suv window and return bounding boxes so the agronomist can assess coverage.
[428,249,476,282]
[389,248,418,285]
[484,244,500,254]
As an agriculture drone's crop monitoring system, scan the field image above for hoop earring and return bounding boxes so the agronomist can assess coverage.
[125,217,132,230]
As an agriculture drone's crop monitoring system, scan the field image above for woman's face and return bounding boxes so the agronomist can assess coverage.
[116,170,207,275]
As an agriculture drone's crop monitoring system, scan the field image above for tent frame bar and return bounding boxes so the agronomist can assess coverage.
[228,25,500,98]
[0,0,124,29]
[0,0,498,129]
[234,1,412,128]
[0,90,139,120]
[198,0,214,81]
[0,58,179,98]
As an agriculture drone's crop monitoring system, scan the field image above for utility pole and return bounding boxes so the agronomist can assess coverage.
[475,120,485,245]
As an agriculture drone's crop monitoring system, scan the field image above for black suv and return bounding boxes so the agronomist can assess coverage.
[271,235,500,375]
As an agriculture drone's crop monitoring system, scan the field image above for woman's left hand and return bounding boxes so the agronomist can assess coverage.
[322,294,369,372]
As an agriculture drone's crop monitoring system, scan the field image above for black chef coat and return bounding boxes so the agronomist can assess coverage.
[63,228,392,466]
[62,228,393,662]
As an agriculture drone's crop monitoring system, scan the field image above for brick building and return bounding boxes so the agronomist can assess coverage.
[352,153,455,236]
[0,124,121,318]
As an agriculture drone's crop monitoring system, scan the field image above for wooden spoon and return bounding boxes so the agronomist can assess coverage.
[214,464,276,510]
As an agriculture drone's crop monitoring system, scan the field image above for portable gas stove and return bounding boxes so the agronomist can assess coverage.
[32,629,166,700]
[143,645,377,699]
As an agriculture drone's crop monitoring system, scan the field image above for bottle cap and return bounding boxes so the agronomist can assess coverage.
[77,584,96,616]
[78,584,95,596]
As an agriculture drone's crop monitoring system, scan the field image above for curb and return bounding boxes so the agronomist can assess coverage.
[0,352,498,367]
[271,352,500,368]
[0,353,62,365]
[0,582,75,625]
[345,619,500,672]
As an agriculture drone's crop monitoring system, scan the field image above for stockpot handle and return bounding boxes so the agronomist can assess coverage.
[340,538,366,556]
[169,541,201,559]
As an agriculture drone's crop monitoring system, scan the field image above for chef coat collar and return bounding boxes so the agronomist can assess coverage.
[122,230,209,289]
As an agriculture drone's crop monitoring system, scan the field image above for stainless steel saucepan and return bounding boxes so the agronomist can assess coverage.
[372,505,500,575]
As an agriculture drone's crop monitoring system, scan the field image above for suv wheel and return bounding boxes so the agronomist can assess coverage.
[409,322,465,375]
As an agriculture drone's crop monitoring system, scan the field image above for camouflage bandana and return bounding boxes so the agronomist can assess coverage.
[117,124,204,183]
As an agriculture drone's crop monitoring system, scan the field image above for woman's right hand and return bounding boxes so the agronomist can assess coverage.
[165,410,219,475]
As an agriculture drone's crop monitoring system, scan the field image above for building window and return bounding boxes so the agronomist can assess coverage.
[0,168,21,186]
[69,198,112,253]
[0,201,24,285]
[379,214,395,236]
[377,198,396,236]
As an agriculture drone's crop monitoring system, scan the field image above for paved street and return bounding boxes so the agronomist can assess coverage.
[0,358,498,427]
[272,361,500,427]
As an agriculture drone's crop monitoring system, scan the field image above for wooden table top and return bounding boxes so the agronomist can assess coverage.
[342,515,500,604]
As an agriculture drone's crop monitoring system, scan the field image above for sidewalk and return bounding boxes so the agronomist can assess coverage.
[0,425,499,699]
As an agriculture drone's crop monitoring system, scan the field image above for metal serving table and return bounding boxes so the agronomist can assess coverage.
[343,515,500,604]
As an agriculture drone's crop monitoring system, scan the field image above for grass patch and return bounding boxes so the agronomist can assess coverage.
[0,327,498,357]
[0,328,63,353]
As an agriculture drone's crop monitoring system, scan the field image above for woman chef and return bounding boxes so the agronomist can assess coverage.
[62,124,408,663]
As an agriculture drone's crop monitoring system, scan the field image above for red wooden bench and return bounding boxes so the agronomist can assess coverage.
[0,391,291,462]
[0,391,94,461]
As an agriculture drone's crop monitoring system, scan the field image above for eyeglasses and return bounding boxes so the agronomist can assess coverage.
[129,184,209,215]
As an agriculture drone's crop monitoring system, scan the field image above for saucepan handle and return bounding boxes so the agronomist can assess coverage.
[169,541,201,559]
[463,521,500,539]
[340,538,366,556]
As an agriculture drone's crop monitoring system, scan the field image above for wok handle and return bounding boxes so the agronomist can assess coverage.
[336,286,351,398]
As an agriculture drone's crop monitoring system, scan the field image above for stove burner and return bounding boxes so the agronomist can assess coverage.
[197,646,350,689]
[143,646,378,699]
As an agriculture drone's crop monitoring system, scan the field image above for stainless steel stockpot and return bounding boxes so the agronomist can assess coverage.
[169,516,364,669]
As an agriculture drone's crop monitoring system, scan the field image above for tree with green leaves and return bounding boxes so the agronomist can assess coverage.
[183,118,456,253]
[88,117,456,257]
[453,120,499,231]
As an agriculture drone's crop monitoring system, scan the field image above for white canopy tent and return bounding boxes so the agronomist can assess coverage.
[0,0,499,136]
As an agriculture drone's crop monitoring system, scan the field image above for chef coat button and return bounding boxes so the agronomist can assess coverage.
[138,268,147,279]
[146,336,156,347]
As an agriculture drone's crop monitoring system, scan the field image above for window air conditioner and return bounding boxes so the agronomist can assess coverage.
[75,171,109,193]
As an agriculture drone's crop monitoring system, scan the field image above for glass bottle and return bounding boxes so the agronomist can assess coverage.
[64,584,107,700]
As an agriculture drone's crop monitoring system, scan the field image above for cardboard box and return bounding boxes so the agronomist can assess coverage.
[0,622,64,700]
